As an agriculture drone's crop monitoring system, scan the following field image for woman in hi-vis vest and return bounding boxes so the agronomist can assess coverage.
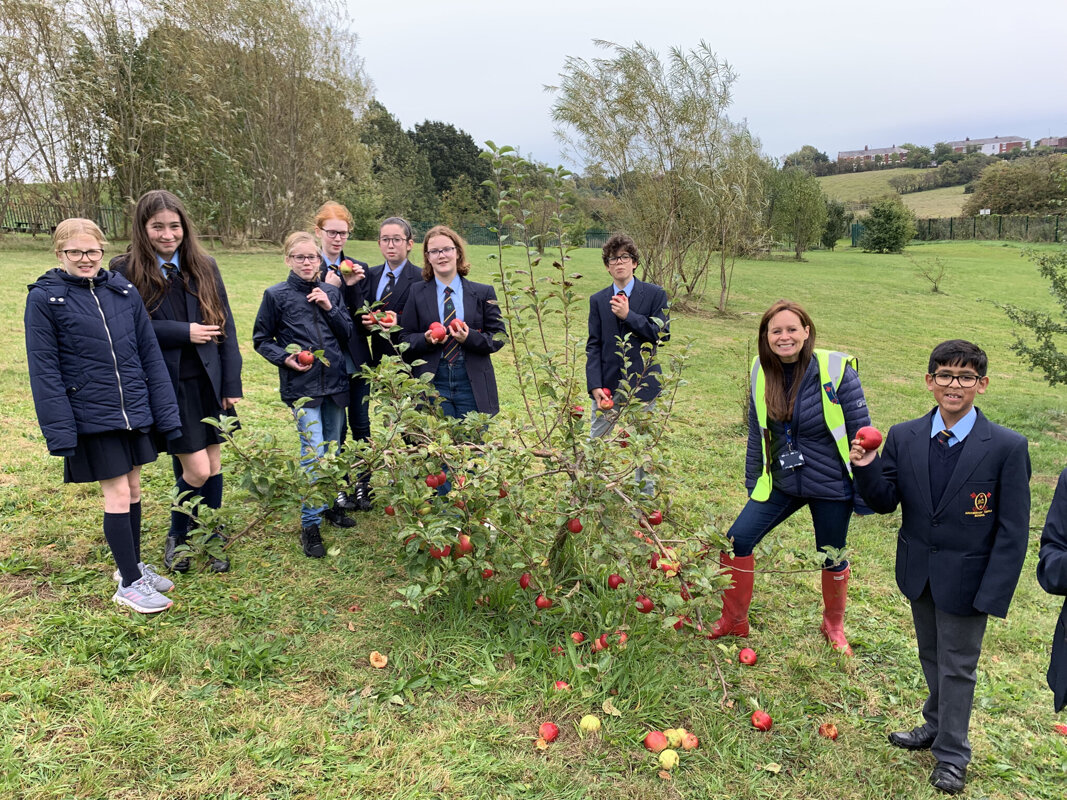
[709,299,872,655]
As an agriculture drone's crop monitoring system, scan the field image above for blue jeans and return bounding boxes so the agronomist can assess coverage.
[293,398,346,527]
[589,400,655,496]
[727,486,853,566]
[433,355,478,420]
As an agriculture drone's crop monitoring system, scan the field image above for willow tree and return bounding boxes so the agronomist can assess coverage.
[550,40,765,308]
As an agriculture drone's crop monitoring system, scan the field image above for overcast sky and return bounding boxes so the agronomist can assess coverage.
[346,0,1065,167]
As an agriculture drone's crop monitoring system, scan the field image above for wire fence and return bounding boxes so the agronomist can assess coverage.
[1,198,129,239]
[913,214,1062,243]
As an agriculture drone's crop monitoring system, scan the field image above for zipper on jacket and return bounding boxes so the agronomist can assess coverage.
[89,282,132,430]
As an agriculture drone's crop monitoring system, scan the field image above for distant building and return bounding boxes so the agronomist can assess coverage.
[947,136,1027,155]
[836,144,909,163]
[1037,136,1067,149]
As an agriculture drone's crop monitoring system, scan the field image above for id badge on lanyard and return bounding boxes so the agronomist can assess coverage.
[779,423,805,470]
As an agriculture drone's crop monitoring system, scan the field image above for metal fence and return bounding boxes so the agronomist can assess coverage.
[914,214,1061,243]
[1,198,129,238]
[410,222,610,249]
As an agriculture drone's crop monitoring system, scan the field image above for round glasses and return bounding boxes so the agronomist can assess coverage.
[931,372,980,388]
[321,229,349,239]
[607,254,633,265]
[62,248,104,262]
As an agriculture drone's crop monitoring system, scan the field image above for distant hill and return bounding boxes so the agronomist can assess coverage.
[818,168,968,218]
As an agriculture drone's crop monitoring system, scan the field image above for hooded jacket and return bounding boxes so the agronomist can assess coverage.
[25,268,181,456]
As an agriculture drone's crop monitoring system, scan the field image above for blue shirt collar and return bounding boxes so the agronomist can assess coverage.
[612,277,635,296]
[435,275,460,295]
[156,252,180,274]
[384,260,407,277]
[931,406,977,446]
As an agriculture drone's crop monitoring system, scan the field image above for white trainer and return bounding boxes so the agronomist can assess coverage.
[112,562,175,593]
[112,575,173,613]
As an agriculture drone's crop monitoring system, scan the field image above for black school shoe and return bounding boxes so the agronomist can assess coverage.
[164,534,191,573]
[324,503,357,528]
[930,763,966,794]
[300,524,326,558]
[888,726,935,750]
[207,532,230,573]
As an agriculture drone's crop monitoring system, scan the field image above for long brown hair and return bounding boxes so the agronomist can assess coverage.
[757,299,816,421]
[123,190,228,332]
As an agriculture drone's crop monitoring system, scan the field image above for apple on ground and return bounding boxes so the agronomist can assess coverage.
[635,596,654,613]
[681,732,699,750]
[481,568,493,579]
[566,518,582,533]
[855,425,883,450]
[592,633,609,652]
[579,714,601,733]
[571,631,586,644]
[665,728,685,748]
[607,573,625,589]
[818,722,839,740]
[643,730,668,753]
[738,647,758,665]
[384,505,395,516]
[554,680,570,691]
[751,710,773,731]
[519,572,531,590]
[296,349,314,366]
[658,749,679,770]
[614,630,628,647]
[538,722,559,742]
[1054,723,1067,735]
[535,594,552,610]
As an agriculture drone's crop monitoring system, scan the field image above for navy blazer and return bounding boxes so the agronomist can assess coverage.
[1037,468,1067,713]
[853,407,1030,618]
[399,276,506,415]
[359,261,423,365]
[585,278,669,402]
[319,252,371,368]
[110,254,242,402]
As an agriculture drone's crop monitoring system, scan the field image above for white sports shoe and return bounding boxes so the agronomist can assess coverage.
[112,562,175,593]
[112,575,173,613]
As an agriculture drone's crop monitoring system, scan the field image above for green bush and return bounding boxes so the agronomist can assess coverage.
[860,196,915,253]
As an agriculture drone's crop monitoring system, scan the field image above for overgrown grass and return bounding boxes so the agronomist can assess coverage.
[1,239,1066,799]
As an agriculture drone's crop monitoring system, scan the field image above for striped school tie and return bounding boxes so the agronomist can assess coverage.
[936,429,951,446]
[380,271,395,305]
[442,287,459,363]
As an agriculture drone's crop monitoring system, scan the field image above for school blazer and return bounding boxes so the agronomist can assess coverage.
[1037,468,1067,713]
[319,252,371,368]
[399,277,506,415]
[111,254,242,401]
[853,408,1030,619]
[359,261,423,365]
[585,278,669,402]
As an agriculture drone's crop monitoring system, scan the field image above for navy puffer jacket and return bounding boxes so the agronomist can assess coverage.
[744,357,870,504]
[252,272,353,405]
[25,268,181,456]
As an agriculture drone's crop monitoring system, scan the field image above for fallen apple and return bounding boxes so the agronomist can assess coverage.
[519,572,532,590]
[296,349,314,366]
[658,749,679,770]
[538,722,559,742]
[579,714,601,734]
[751,710,773,732]
[570,631,586,645]
[535,594,552,610]
[481,568,494,579]
[664,728,684,748]
[607,573,625,589]
[369,651,388,669]
[818,722,839,740]
[1055,723,1067,735]
[554,680,571,691]
[614,630,628,647]
[643,730,669,753]
[384,505,395,516]
[855,425,883,451]
[566,518,583,533]
[681,732,699,750]
[635,596,654,614]
[738,647,758,666]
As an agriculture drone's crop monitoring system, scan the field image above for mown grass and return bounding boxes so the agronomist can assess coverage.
[901,186,968,219]
[818,169,968,219]
[1,237,1066,799]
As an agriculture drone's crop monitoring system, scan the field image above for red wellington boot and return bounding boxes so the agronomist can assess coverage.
[820,564,853,656]
[707,553,755,639]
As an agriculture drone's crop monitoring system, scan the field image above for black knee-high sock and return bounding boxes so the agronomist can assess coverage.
[170,476,204,541]
[130,501,142,563]
[104,512,141,587]
[202,473,223,510]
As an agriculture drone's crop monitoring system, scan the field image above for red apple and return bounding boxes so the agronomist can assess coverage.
[535,594,552,610]
[818,722,839,740]
[607,573,625,589]
[570,405,584,419]
[481,568,493,579]
[428,321,447,342]
[618,430,629,448]
[602,387,611,397]
[680,583,692,601]
[591,636,607,653]
[296,349,314,366]
[449,317,463,333]
[570,631,586,644]
[384,505,395,516]
[635,595,654,613]
[643,730,669,753]
[436,471,447,486]
[673,615,691,631]
[381,310,397,326]
[553,681,570,691]
[681,732,699,750]
[751,710,773,731]
[614,630,628,647]
[855,425,883,451]
[647,510,663,526]
[1054,723,1067,735]
[428,544,451,559]
[738,647,758,666]
[550,645,564,655]
[598,396,614,410]
[566,518,582,533]
[538,722,559,742]
[519,572,531,590]
[498,485,509,498]
[649,552,660,570]
[457,534,473,555]
[425,474,439,488]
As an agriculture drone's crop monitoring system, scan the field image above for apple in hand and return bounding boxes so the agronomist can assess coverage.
[598,394,614,410]
[751,710,773,731]
[538,722,559,742]
[428,321,447,342]
[449,317,464,333]
[456,534,473,555]
[855,425,883,451]
[296,350,314,366]
[738,647,758,666]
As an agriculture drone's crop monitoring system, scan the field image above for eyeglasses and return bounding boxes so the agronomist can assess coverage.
[62,248,104,261]
[287,253,320,264]
[931,372,981,388]
[607,254,633,265]
[379,236,409,246]
[428,246,456,258]
[321,229,349,239]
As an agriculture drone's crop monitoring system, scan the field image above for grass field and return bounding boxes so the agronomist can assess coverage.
[1,237,1066,799]
[818,169,968,218]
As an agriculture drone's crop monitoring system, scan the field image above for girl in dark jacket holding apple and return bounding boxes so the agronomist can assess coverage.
[253,231,355,559]
[111,190,242,574]
[26,218,181,613]
[709,299,871,655]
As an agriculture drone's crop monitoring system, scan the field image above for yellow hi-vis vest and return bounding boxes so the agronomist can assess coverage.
[749,349,857,502]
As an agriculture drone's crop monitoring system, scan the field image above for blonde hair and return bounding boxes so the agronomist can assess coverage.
[284,231,318,256]
[53,218,107,254]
